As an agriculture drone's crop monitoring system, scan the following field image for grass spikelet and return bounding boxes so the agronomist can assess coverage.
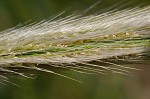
[0,6,149,81]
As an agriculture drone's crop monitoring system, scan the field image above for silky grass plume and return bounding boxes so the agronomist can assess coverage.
[0,6,150,83]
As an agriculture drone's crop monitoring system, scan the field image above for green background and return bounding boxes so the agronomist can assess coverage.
[0,0,150,99]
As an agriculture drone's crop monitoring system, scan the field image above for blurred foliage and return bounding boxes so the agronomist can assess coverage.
[0,0,150,99]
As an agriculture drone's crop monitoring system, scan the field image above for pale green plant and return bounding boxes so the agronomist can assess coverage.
[0,6,149,83]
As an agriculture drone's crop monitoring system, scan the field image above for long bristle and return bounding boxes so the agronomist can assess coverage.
[0,6,149,81]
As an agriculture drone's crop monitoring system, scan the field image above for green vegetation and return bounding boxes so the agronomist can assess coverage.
[0,0,150,99]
